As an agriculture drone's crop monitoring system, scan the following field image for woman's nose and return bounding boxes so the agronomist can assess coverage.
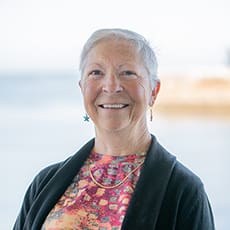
[102,74,123,94]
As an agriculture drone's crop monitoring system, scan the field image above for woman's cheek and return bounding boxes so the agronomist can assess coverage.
[84,80,101,102]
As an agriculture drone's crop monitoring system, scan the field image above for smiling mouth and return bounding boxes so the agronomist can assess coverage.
[99,104,129,109]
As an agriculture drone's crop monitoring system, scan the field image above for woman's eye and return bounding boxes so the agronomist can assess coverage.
[123,71,135,75]
[120,70,137,78]
[89,70,103,76]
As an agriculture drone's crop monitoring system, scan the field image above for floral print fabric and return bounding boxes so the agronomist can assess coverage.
[42,151,146,230]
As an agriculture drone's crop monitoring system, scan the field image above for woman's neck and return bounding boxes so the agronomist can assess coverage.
[94,126,152,156]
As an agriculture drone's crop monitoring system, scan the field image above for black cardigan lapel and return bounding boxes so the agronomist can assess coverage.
[26,139,95,230]
[122,135,176,230]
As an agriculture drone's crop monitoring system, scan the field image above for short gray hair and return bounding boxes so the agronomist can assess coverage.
[79,28,159,89]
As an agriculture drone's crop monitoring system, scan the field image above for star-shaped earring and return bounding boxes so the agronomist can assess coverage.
[83,113,90,122]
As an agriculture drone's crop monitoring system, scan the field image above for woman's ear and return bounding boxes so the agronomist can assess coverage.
[149,81,160,106]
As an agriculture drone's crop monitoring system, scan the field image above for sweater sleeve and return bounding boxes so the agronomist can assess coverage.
[179,184,215,230]
[154,159,215,230]
[13,163,61,230]
[171,161,215,230]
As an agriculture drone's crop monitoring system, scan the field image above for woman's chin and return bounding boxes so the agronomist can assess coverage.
[96,119,130,133]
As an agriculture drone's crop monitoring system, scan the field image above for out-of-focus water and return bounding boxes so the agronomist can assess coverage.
[1,72,229,229]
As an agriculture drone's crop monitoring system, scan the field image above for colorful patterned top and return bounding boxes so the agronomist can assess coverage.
[42,151,146,230]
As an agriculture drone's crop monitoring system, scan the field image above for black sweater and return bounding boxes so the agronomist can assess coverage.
[13,135,215,229]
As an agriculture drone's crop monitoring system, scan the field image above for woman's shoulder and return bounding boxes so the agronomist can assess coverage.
[151,136,203,190]
[35,162,62,181]
[151,142,215,228]
[172,160,203,192]
[28,157,71,194]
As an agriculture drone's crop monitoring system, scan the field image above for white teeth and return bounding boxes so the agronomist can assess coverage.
[101,104,126,109]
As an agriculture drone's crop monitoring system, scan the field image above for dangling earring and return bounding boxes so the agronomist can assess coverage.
[150,108,153,122]
[83,113,90,122]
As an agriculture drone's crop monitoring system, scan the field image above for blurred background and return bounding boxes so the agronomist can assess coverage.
[1,0,230,229]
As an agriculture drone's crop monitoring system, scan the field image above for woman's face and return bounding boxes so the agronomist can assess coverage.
[80,39,158,133]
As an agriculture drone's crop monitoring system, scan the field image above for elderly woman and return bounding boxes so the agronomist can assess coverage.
[14,29,215,230]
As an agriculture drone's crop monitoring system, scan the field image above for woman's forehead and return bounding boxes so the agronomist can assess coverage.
[86,39,141,62]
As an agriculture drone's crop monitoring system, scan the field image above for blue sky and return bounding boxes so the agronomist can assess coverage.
[1,0,230,74]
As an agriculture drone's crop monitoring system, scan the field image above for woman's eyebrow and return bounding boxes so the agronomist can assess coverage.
[86,63,104,68]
